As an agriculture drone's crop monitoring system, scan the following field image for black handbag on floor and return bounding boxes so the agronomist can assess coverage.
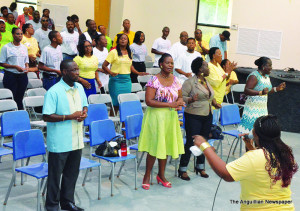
[210,125,224,140]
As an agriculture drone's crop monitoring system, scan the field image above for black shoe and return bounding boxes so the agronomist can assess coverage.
[61,202,84,211]
[178,170,190,181]
[195,169,209,178]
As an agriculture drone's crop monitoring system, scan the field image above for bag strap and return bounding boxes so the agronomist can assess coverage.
[109,135,123,142]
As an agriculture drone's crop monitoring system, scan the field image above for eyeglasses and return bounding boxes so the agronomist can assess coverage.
[41,19,48,22]
[84,45,92,48]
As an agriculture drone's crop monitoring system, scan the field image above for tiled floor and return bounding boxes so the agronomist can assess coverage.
[0,128,299,211]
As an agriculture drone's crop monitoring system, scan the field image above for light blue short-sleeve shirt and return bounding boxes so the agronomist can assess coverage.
[209,34,227,60]
[43,79,88,153]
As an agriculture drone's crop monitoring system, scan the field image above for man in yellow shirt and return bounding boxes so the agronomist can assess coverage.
[194,29,209,60]
[112,19,135,47]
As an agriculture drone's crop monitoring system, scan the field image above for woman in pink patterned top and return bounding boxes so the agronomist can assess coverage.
[138,53,185,190]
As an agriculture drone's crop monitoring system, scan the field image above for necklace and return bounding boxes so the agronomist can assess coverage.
[198,79,206,85]
[258,70,267,79]
[160,72,170,79]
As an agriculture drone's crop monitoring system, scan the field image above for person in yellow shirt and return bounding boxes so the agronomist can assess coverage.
[21,23,39,72]
[194,29,209,60]
[205,47,231,105]
[112,19,135,48]
[193,115,297,211]
[74,40,101,98]
[102,34,148,114]
[221,59,239,95]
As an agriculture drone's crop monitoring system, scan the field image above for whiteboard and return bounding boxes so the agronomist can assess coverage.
[236,27,282,59]
[41,3,69,27]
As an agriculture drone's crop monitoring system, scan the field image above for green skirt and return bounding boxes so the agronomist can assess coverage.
[109,74,132,106]
[138,107,184,159]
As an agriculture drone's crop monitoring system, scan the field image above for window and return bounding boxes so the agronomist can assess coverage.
[16,0,37,16]
[196,0,232,28]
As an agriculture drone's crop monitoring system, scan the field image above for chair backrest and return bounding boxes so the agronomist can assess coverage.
[26,88,47,97]
[118,93,140,104]
[137,75,152,84]
[27,72,38,79]
[146,68,160,75]
[104,84,109,93]
[212,109,220,126]
[0,99,18,112]
[23,96,44,108]
[131,83,143,93]
[0,88,13,100]
[145,55,153,62]
[84,104,109,126]
[27,79,43,89]
[88,94,112,104]
[90,119,117,147]
[119,101,143,122]
[231,84,246,93]
[13,129,46,160]
[125,114,143,140]
[220,104,241,126]
[136,91,146,101]
[0,72,3,81]
[1,110,31,137]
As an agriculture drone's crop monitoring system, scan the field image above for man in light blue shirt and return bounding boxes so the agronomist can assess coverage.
[43,60,87,211]
[209,30,230,61]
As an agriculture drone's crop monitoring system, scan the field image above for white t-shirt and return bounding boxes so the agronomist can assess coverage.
[174,51,202,84]
[152,37,171,67]
[93,47,109,86]
[61,26,79,33]
[0,43,29,74]
[130,43,147,62]
[61,31,79,55]
[26,20,42,32]
[170,41,187,68]
[39,45,63,75]
[34,28,51,52]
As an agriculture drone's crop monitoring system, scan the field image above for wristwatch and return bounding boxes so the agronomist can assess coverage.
[225,73,229,77]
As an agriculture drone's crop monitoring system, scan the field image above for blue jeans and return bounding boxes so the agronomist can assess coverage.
[42,73,60,90]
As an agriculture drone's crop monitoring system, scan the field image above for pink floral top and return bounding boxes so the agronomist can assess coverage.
[146,75,182,103]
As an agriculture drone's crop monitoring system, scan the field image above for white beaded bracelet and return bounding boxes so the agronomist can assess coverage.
[273,87,277,92]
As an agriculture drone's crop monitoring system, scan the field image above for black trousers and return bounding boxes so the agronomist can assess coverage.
[179,112,212,171]
[3,71,28,110]
[45,149,82,211]
[131,61,146,83]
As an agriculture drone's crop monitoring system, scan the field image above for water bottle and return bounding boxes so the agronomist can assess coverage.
[120,140,127,157]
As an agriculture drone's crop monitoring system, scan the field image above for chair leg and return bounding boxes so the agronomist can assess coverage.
[42,179,47,196]
[89,146,92,160]
[26,157,30,166]
[137,152,145,170]
[3,164,16,205]
[169,156,172,164]
[232,138,239,155]
[220,140,223,159]
[117,161,125,178]
[21,159,24,185]
[98,165,101,200]
[150,169,153,185]
[82,168,89,186]
[239,137,242,157]
[134,158,137,190]
[111,163,114,196]
[37,179,41,211]
[175,158,178,176]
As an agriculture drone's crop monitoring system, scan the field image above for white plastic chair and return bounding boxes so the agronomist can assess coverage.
[0,100,18,113]
[118,93,147,110]
[146,68,160,75]
[22,96,46,128]
[26,88,47,97]
[231,84,246,109]
[27,72,38,79]
[137,75,152,84]
[104,84,109,93]
[131,83,143,93]
[136,91,145,102]
[88,94,120,123]
[0,73,4,88]
[0,89,13,100]
[145,55,153,62]
[27,79,43,89]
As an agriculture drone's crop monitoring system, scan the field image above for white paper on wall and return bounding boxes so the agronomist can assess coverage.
[42,3,69,27]
[236,27,282,59]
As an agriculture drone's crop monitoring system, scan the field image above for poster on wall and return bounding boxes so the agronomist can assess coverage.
[42,3,69,27]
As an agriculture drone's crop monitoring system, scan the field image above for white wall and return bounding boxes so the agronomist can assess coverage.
[109,0,198,59]
[109,0,124,38]
[229,0,300,70]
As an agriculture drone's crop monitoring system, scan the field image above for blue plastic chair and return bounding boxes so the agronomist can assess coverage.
[119,101,143,133]
[118,114,143,175]
[90,119,137,196]
[1,110,31,149]
[220,104,243,157]
[3,129,47,211]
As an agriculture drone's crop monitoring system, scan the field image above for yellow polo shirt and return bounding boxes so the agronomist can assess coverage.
[73,55,99,79]
[225,71,239,95]
[206,62,226,104]
[21,36,39,57]
[195,40,209,61]
[105,49,132,74]
[112,30,135,47]
[226,149,294,211]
